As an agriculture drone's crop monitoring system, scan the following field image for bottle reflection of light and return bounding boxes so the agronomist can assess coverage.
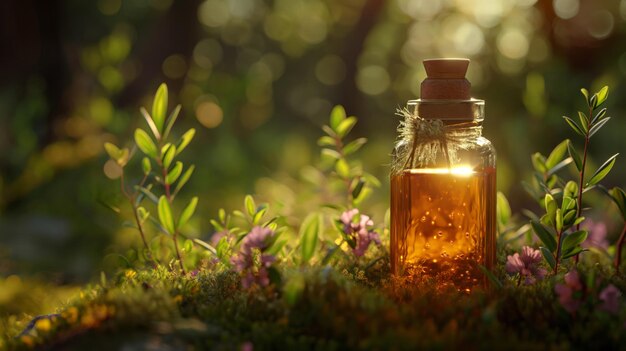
[408,165,475,176]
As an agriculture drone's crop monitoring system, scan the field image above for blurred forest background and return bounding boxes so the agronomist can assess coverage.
[1,0,626,315]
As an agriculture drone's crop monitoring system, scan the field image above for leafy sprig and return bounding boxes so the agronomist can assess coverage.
[104,83,197,274]
[525,86,619,274]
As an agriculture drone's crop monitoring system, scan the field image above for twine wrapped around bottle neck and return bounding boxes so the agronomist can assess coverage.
[392,107,482,175]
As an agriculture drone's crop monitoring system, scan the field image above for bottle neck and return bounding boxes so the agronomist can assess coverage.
[407,98,485,126]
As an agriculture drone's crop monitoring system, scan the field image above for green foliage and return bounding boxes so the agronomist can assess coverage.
[525,86,621,274]
[103,83,197,273]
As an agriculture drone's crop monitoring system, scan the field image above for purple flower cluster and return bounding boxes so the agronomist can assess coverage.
[505,246,547,285]
[231,226,276,289]
[340,209,381,257]
[554,269,622,314]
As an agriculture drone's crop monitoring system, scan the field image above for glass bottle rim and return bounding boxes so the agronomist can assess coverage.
[407,98,485,123]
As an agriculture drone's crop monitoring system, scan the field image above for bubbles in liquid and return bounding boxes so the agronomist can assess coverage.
[448,223,452,227]
[421,216,427,223]
[437,231,443,237]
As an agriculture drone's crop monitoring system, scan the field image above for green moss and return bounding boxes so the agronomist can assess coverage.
[3,260,625,350]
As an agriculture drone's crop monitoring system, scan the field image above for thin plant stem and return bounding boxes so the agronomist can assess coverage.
[554,230,563,274]
[334,135,354,207]
[614,222,626,273]
[158,146,186,274]
[574,105,592,263]
[121,171,156,266]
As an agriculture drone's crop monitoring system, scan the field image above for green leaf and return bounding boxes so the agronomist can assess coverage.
[531,220,557,252]
[562,116,585,136]
[330,105,346,131]
[591,107,607,124]
[478,265,503,290]
[589,94,597,109]
[561,230,588,257]
[352,179,365,199]
[245,195,256,217]
[158,196,175,234]
[178,197,198,228]
[174,165,195,195]
[588,117,611,138]
[577,112,588,132]
[564,181,578,198]
[546,140,569,170]
[336,117,357,138]
[322,125,336,137]
[140,107,161,140]
[176,129,196,155]
[343,138,367,156]
[544,193,557,225]
[555,208,563,232]
[162,105,182,140]
[335,158,350,178]
[562,209,576,226]
[567,140,582,172]
[134,129,157,158]
[162,144,177,169]
[317,136,335,147]
[541,247,556,269]
[531,153,547,173]
[596,86,609,107]
[561,247,585,259]
[580,88,589,102]
[152,83,168,132]
[497,192,511,229]
[609,187,626,220]
[142,157,151,174]
[300,213,322,264]
[166,161,183,185]
[136,186,159,204]
[321,148,341,160]
[104,142,123,160]
[252,206,268,225]
[587,153,618,186]
[573,216,585,226]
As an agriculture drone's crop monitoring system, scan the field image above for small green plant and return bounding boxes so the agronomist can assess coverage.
[524,86,619,274]
[104,83,197,273]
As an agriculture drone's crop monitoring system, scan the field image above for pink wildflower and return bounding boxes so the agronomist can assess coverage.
[231,226,276,288]
[555,270,583,314]
[581,220,609,250]
[210,229,231,247]
[505,246,547,285]
[340,209,381,257]
[599,284,622,314]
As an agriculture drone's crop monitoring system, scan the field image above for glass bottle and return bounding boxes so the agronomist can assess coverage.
[390,58,496,292]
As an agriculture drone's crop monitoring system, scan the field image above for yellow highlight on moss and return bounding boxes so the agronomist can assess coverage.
[125,269,137,279]
[20,335,34,347]
[35,318,52,332]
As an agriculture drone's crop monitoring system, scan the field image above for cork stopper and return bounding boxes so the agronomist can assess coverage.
[417,58,477,120]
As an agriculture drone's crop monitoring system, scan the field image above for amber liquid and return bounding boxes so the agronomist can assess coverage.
[390,167,496,292]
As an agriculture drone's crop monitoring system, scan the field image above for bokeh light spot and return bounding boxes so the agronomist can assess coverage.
[497,28,529,59]
[196,101,224,129]
[357,65,390,96]
[97,0,121,15]
[162,54,187,79]
[198,0,230,28]
[315,55,346,86]
[103,159,123,179]
[553,0,579,19]
[588,11,614,40]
